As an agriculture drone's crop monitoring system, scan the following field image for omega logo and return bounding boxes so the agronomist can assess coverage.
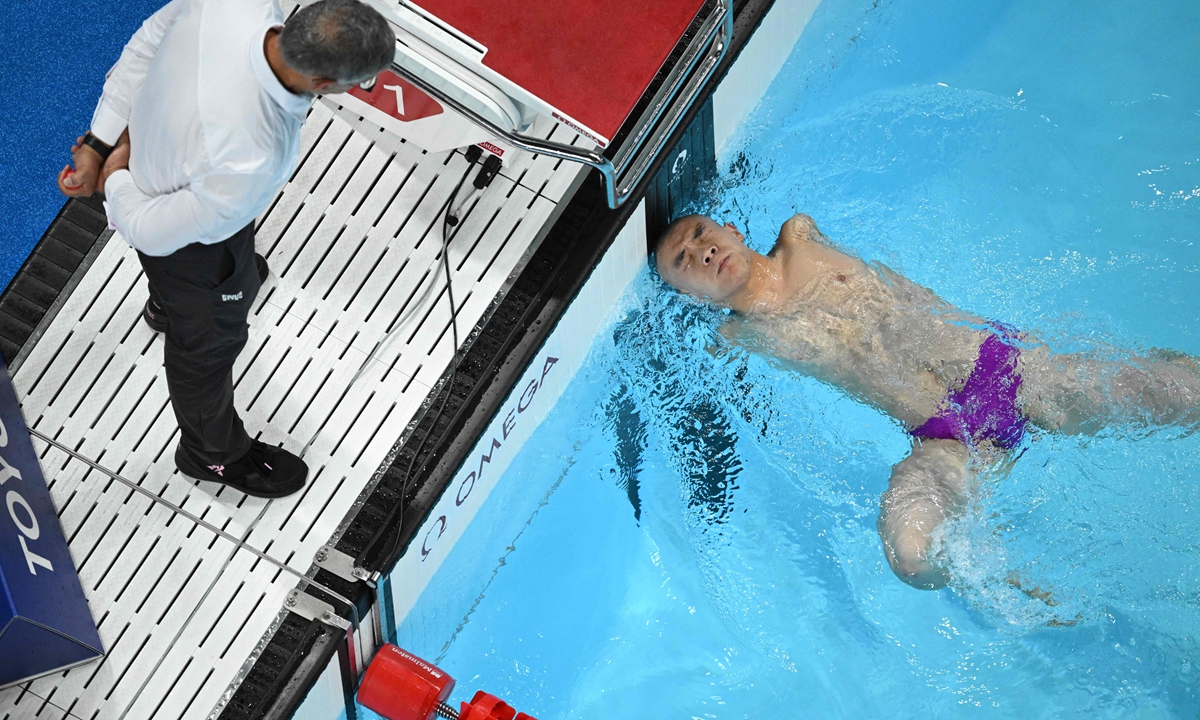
[420,515,447,559]
[0,417,55,575]
[672,149,689,176]
[419,356,559,562]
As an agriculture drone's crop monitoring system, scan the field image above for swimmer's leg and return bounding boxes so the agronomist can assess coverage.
[1020,348,1200,434]
[877,438,972,590]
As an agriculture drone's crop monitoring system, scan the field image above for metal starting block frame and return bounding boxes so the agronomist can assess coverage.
[313,0,732,208]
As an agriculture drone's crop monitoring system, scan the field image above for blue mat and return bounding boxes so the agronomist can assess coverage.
[0,0,167,291]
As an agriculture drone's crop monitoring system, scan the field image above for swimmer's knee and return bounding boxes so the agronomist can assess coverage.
[877,440,969,590]
[879,527,949,591]
[878,518,950,590]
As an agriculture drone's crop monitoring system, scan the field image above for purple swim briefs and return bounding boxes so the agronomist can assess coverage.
[911,328,1027,449]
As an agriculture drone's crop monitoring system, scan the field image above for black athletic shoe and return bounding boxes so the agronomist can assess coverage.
[175,440,308,498]
[143,298,168,333]
[256,254,269,284]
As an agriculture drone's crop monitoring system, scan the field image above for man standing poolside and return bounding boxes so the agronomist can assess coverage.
[58,0,395,498]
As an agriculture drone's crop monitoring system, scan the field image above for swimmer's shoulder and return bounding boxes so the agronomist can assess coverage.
[772,214,828,258]
[777,214,866,273]
[779,213,823,244]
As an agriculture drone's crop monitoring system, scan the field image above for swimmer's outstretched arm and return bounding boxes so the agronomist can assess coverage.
[877,438,972,590]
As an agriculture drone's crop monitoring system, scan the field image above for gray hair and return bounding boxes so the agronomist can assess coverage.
[281,0,396,84]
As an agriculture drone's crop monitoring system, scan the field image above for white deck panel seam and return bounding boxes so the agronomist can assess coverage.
[0,685,87,720]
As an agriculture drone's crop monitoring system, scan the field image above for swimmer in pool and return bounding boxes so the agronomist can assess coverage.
[655,214,1200,590]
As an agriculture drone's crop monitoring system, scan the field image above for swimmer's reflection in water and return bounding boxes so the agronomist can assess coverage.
[654,214,1200,591]
[604,381,741,526]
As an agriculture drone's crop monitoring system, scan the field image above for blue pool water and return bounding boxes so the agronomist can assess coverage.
[0,0,164,290]
[373,0,1200,717]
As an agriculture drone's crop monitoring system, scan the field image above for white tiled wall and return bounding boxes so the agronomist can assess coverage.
[713,0,823,163]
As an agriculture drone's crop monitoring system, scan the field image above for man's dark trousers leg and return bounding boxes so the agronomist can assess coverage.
[138,224,261,468]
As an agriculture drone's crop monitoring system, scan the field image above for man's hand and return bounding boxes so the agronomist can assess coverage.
[97,130,131,195]
[57,136,103,197]
[58,130,131,197]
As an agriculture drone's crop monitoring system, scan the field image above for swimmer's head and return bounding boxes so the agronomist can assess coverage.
[654,215,757,306]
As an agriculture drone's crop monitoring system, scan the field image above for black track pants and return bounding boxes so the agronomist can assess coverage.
[138,224,261,467]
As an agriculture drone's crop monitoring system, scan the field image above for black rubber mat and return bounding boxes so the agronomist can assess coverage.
[0,195,108,368]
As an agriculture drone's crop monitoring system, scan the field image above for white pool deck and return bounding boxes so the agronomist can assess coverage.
[0,0,831,713]
[0,97,587,720]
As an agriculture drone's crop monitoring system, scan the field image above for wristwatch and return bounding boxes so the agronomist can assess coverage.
[81,132,114,161]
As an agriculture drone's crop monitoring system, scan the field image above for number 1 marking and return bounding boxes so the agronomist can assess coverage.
[384,84,406,116]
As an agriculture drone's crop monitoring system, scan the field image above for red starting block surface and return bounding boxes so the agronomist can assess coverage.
[414,0,707,143]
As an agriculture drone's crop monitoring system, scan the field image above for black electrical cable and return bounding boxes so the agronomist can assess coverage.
[299,153,485,461]
[371,147,487,569]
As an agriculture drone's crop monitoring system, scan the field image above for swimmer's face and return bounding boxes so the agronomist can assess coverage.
[656,215,754,305]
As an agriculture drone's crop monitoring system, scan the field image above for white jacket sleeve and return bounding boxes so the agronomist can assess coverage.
[103,167,271,257]
[89,0,188,145]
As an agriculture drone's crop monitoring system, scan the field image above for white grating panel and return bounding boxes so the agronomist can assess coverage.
[1,95,579,719]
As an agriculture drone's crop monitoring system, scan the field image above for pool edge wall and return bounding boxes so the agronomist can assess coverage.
[382,202,648,632]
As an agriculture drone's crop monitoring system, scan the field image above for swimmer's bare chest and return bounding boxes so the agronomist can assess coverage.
[731,223,988,426]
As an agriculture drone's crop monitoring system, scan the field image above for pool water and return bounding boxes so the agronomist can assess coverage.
[0,0,165,290]
[373,0,1200,717]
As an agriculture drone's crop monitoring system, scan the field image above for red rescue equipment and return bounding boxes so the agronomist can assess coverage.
[357,645,455,720]
[457,691,536,720]
[358,644,538,720]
